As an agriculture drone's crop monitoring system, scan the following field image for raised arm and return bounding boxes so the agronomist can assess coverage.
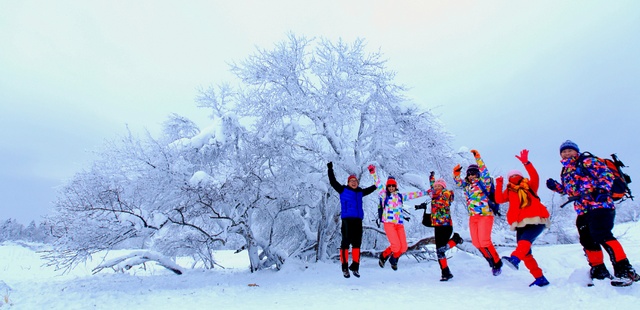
[494,176,508,204]
[362,165,378,196]
[327,162,343,193]
[429,171,435,189]
[453,164,463,187]
[472,149,492,188]
[368,165,384,195]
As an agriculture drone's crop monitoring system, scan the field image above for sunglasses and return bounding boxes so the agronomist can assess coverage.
[387,185,397,188]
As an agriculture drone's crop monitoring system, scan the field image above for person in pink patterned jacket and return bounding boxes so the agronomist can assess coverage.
[368,164,428,271]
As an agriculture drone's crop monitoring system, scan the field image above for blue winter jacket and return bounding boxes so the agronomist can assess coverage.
[328,167,376,219]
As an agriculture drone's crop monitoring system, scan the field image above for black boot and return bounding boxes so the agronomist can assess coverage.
[492,259,503,276]
[440,267,454,281]
[342,263,350,278]
[349,262,360,278]
[613,259,640,283]
[452,233,464,245]
[389,255,399,271]
[379,253,389,268]
[590,264,612,280]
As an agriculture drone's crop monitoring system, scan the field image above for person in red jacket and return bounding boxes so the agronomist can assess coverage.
[494,149,551,287]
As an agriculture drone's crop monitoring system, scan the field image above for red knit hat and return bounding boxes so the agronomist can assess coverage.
[347,175,358,182]
[386,176,397,187]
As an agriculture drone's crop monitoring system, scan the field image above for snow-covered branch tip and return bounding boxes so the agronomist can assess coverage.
[92,251,183,275]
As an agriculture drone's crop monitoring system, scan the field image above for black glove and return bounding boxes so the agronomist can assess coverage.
[430,171,435,178]
[327,162,333,169]
[591,188,610,203]
[489,202,502,216]
[494,210,502,217]
[546,178,558,191]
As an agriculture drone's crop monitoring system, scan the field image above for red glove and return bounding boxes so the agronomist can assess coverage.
[453,164,462,177]
[368,165,375,174]
[495,176,504,184]
[516,149,529,164]
[470,149,481,159]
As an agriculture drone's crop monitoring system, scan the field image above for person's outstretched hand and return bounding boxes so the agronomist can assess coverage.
[471,149,481,159]
[453,164,462,177]
[516,149,529,164]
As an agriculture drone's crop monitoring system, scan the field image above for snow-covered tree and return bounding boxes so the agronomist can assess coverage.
[199,33,457,262]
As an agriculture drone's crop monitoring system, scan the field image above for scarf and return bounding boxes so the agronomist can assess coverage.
[507,178,531,208]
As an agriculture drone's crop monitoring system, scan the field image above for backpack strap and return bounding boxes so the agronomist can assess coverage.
[477,179,499,215]
[477,179,491,199]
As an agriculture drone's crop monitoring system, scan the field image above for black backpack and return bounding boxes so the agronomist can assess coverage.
[575,152,634,202]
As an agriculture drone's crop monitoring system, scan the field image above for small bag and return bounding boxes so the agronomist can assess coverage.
[421,211,433,227]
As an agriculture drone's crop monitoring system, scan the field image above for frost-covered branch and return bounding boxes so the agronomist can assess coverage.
[92,251,183,275]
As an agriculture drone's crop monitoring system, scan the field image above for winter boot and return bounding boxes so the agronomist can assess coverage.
[529,275,550,287]
[379,253,389,268]
[590,264,612,280]
[349,262,360,278]
[502,255,521,270]
[389,255,399,271]
[452,233,464,245]
[492,259,503,276]
[342,263,350,278]
[613,259,640,281]
[440,267,454,282]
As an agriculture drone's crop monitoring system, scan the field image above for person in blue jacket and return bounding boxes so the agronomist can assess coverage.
[328,162,376,278]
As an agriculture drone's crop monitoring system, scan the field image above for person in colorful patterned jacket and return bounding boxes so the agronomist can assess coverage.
[369,164,428,271]
[427,171,464,281]
[453,149,503,276]
[494,149,551,287]
[547,140,640,286]
[328,162,377,278]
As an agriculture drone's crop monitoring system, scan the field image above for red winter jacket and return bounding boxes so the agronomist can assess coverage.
[495,162,550,231]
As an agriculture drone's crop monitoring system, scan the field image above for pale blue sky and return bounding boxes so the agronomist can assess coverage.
[1,0,639,223]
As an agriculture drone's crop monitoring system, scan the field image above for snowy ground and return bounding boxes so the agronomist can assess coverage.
[2,223,640,309]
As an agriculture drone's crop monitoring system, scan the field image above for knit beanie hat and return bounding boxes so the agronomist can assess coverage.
[347,175,358,182]
[434,179,447,189]
[386,176,397,187]
[467,164,479,175]
[559,140,580,154]
[507,170,523,179]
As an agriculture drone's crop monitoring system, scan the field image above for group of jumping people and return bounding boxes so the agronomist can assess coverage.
[327,140,640,287]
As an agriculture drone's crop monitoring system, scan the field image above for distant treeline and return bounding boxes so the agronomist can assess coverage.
[0,218,54,243]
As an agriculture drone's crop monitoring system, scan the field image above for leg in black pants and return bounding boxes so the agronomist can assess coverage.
[434,225,462,281]
[341,218,363,277]
[587,208,638,281]
[576,213,611,279]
